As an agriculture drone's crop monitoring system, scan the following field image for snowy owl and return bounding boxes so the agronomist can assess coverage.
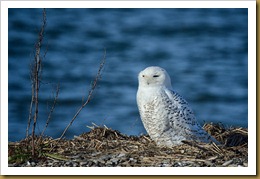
[136,66,219,146]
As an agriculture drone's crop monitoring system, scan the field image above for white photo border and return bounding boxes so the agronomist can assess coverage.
[1,0,256,175]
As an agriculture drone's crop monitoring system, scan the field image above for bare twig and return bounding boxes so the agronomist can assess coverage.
[58,49,106,140]
[41,83,60,137]
[26,79,34,137]
[28,8,47,157]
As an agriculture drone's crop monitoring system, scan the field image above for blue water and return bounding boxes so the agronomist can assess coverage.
[8,8,248,142]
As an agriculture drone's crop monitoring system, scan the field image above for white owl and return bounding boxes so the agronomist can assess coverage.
[136,66,219,146]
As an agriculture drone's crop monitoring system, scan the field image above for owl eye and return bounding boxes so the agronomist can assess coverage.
[153,75,159,78]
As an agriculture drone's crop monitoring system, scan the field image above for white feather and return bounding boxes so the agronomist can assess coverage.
[137,66,219,146]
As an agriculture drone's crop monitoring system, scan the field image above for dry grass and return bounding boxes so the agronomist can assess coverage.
[8,123,248,167]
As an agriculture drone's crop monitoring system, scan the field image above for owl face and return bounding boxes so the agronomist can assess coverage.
[138,66,172,88]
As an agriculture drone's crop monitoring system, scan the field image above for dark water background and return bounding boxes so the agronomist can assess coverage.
[8,8,248,142]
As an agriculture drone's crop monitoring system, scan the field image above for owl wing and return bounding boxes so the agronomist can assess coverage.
[164,89,219,144]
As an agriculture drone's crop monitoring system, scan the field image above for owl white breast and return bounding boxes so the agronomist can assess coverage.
[136,66,219,146]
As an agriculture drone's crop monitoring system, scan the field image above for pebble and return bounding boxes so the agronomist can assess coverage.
[9,152,247,167]
[10,156,247,167]
[73,162,79,167]
[110,158,119,165]
[129,158,137,163]
[117,153,126,158]
[106,160,113,166]
[243,162,248,167]
[222,160,233,166]
[80,161,88,166]
[65,161,73,167]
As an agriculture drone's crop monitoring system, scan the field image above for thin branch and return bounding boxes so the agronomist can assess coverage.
[26,80,34,138]
[30,8,47,157]
[58,49,106,140]
[41,83,60,137]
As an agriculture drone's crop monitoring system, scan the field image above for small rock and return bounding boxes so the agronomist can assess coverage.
[222,160,233,166]
[100,155,111,161]
[118,153,126,158]
[65,161,73,167]
[204,160,213,166]
[110,158,119,165]
[106,160,113,166]
[129,158,137,163]
[173,162,182,167]
[161,163,171,167]
[31,162,36,166]
[97,159,105,164]
[73,162,79,167]
[91,152,102,156]
[80,161,88,166]
[87,161,95,166]
[92,160,98,164]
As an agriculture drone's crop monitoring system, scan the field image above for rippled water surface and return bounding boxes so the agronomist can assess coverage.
[8,8,248,141]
